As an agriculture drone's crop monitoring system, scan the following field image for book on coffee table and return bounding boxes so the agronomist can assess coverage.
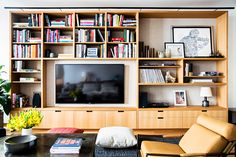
[50,137,83,154]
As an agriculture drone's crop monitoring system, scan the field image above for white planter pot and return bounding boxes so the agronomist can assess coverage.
[21,128,32,136]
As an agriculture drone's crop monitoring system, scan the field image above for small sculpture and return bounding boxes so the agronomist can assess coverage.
[165,71,176,83]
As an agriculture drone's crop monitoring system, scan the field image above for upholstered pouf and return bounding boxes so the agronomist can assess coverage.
[48,128,84,134]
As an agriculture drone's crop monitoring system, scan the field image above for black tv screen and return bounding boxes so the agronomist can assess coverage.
[55,64,124,104]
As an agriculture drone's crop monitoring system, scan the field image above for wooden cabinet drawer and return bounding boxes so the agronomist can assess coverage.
[138,111,182,129]
[74,111,106,129]
[38,110,74,128]
[106,111,137,128]
[182,110,227,128]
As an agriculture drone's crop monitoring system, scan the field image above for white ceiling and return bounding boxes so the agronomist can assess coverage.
[1,0,236,7]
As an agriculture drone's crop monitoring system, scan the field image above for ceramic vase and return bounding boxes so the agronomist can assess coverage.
[21,128,32,136]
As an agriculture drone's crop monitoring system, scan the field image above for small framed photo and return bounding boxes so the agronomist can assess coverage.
[174,90,187,106]
[86,47,98,58]
[172,26,213,58]
[164,42,185,58]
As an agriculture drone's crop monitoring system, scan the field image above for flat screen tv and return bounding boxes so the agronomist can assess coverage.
[55,64,124,104]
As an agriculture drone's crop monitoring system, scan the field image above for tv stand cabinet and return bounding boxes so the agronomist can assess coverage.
[9,10,228,129]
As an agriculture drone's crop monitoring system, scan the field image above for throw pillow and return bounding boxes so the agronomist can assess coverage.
[95,126,137,148]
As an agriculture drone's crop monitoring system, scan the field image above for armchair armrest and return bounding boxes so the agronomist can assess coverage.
[146,153,180,157]
[162,134,184,138]
[180,152,228,157]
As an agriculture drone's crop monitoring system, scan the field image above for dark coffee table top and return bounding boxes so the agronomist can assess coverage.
[0,133,97,157]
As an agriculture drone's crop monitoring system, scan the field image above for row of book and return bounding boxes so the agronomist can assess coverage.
[75,44,105,58]
[139,41,159,58]
[45,15,73,27]
[77,29,104,42]
[108,43,136,58]
[45,29,73,42]
[123,29,135,42]
[107,14,136,26]
[13,44,41,58]
[12,93,30,108]
[50,137,82,154]
[13,14,41,27]
[140,69,165,83]
[76,14,105,26]
[13,30,41,43]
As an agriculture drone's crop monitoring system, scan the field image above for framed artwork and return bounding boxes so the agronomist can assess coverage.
[86,47,98,58]
[172,26,213,57]
[174,90,187,106]
[164,42,185,58]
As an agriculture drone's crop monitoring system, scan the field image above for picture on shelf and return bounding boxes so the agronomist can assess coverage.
[174,90,187,106]
[172,26,213,57]
[164,42,185,58]
[86,47,98,58]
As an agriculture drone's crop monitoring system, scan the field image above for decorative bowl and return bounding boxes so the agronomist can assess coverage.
[4,135,37,154]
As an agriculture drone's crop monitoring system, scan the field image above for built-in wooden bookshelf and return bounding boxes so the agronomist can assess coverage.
[9,10,228,130]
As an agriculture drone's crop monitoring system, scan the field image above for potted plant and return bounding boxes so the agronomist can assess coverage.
[7,109,43,135]
[0,65,11,127]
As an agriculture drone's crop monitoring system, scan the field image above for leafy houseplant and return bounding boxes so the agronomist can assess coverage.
[0,65,11,115]
[7,109,43,131]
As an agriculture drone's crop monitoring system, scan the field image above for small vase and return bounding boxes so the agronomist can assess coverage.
[21,128,32,136]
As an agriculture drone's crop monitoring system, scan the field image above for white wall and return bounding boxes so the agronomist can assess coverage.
[0,1,236,108]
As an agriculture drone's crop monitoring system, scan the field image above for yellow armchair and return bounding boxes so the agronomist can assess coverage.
[141,115,236,157]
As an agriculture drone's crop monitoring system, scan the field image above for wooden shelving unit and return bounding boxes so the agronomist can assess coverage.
[9,10,228,130]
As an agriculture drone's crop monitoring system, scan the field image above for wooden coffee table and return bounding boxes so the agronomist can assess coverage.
[0,133,96,157]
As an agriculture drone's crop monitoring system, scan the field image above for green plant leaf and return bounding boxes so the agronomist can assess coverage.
[0,80,10,93]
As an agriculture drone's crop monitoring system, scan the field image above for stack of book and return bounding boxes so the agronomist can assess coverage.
[123,29,135,42]
[13,14,41,27]
[76,14,104,26]
[75,44,87,58]
[107,14,124,26]
[59,35,73,42]
[139,41,158,58]
[13,44,41,58]
[46,29,73,42]
[123,18,136,26]
[79,19,95,26]
[94,14,105,26]
[13,29,31,42]
[28,14,41,27]
[19,77,39,82]
[50,137,83,154]
[77,29,96,42]
[11,93,30,108]
[51,18,66,27]
[190,79,213,83]
[139,69,165,83]
[44,15,73,27]
[107,14,136,26]
[108,43,136,58]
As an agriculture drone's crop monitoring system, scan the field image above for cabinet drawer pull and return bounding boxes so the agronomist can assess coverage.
[157,117,164,119]
[86,110,93,112]
[158,110,164,112]
[202,110,207,112]
[118,110,124,112]
[55,110,61,112]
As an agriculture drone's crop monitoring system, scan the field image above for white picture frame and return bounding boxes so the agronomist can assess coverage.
[86,47,98,58]
[164,42,185,58]
[174,90,187,106]
[172,26,213,58]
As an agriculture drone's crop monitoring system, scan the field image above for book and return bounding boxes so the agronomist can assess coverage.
[190,79,213,83]
[50,137,82,154]
[97,29,104,42]
[19,77,38,82]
